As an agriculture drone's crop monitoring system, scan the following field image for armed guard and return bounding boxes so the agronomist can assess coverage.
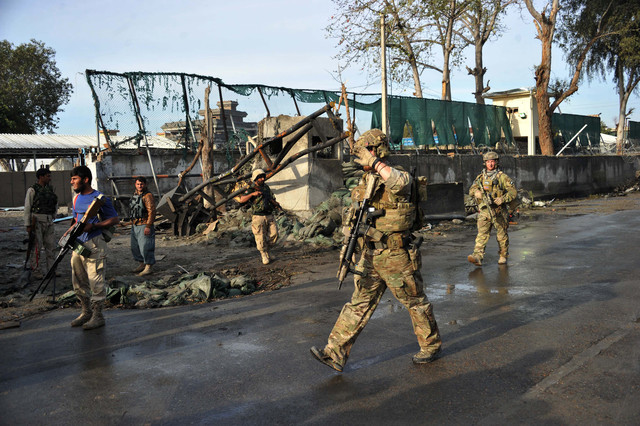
[129,176,156,276]
[67,166,119,330]
[237,169,281,265]
[468,151,517,266]
[24,167,58,279]
[310,129,442,372]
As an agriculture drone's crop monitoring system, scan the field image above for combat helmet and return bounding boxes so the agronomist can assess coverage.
[251,168,266,181]
[355,129,390,158]
[483,151,499,162]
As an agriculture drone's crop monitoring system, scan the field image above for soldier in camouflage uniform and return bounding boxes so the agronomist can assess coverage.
[24,167,58,279]
[468,151,517,266]
[238,169,281,265]
[310,129,441,372]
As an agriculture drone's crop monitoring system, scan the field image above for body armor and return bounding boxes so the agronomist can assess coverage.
[250,185,276,216]
[352,173,416,233]
[129,191,149,219]
[31,183,57,215]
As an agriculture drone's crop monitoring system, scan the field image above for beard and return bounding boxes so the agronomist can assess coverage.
[73,183,85,194]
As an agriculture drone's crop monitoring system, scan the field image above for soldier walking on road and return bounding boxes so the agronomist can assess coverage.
[24,167,58,279]
[468,151,517,266]
[237,169,281,265]
[310,129,442,372]
[130,176,156,276]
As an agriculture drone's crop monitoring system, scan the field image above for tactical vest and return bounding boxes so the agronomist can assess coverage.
[352,173,416,233]
[250,185,275,216]
[31,183,58,214]
[129,192,149,219]
[478,170,507,199]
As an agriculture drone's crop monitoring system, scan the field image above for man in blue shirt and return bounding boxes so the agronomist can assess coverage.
[67,166,119,330]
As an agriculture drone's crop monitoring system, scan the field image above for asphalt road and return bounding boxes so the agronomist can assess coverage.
[1,203,639,425]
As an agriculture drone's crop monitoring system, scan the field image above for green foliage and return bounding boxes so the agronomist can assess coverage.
[558,0,640,135]
[558,0,640,89]
[0,39,73,133]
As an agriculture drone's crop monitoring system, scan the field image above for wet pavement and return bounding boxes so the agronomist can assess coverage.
[1,207,639,425]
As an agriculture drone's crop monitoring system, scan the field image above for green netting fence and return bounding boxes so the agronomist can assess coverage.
[84,70,520,154]
[370,96,512,147]
[551,113,600,152]
[628,120,640,141]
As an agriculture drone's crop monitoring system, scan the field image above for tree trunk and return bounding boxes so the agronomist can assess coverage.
[411,60,423,98]
[0,159,13,172]
[472,38,486,104]
[441,12,455,101]
[534,21,556,155]
[202,87,215,210]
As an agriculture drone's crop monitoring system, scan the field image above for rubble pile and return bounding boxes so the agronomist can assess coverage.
[54,270,259,309]
[205,193,356,250]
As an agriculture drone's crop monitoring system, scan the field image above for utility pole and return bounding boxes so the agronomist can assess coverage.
[380,14,388,136]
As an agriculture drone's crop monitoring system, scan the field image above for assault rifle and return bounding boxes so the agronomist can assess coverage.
[29,194,106,301]
[337,175,380,289]
[19,216,37,288]
[477,174,498,226]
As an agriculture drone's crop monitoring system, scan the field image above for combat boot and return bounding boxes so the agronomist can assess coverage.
[467,254,482,266]
[70,296,92,327]
[83,300,105,330]
[138,264,153,276]
[260,251,270,265]
[498,255,508,265]
[132,262,145,273]
[412,347,442,364]
[310,346,343,372]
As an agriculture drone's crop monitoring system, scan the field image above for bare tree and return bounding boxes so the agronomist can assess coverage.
[425,0,472,100]
[458,0,516,104]
[327,0,473,100]
[523,0,621,155]
[327,0,435,97]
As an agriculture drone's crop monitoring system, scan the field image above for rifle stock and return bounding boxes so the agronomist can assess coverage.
[337,175,378,289]
[24,216,37,270]
[29,194,106,301]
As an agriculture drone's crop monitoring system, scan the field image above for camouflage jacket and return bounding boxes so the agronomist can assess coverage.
[250,184,277,216]
[469,169,517,212]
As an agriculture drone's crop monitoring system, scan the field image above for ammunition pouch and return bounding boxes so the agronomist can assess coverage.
[72,240,92,257]
[365,232,410,251]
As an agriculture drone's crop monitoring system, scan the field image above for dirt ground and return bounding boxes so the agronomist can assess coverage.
[2,188,639,327]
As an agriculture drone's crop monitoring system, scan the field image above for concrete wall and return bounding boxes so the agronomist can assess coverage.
[0,170,74,209]
[389,153,639,199]
[88,148,238,199]
[259,116,343,212]
[4,150,636,210]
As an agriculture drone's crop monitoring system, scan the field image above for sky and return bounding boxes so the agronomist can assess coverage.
[0,0,637,134]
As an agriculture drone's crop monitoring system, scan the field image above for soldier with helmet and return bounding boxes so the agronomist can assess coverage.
[468,151,517,266]
[310,129,442,372]
[237,169,281,265]
[24,166,58,279]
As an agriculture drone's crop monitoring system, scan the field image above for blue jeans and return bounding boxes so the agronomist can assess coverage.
[131,225,155,265]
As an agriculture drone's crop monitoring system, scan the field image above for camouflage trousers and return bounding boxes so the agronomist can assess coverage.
[251,214,278,252]
[30,213,57,273]
[473,208,509,259]
[324,246,441,368]
[71,236,107,302]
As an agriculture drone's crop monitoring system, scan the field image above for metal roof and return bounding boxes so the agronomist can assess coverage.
[0,134,182,158]
[483,87,536,99]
